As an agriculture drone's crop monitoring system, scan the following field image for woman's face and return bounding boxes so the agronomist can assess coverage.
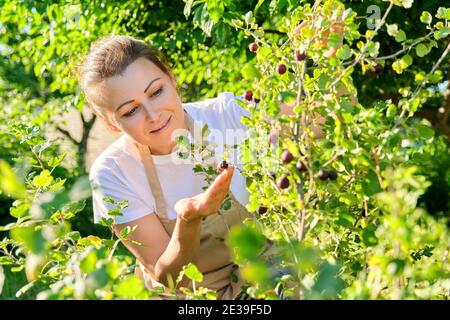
[98,57,186,155]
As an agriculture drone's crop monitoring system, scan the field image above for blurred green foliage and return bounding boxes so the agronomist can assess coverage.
[0,0,449,299]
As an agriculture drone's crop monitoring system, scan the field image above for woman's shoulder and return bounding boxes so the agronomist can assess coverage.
[183,92,242,112]
[183,92,250,131]
[89,135,140,182]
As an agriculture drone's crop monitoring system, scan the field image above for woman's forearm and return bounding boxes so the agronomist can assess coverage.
[153,217,202,287]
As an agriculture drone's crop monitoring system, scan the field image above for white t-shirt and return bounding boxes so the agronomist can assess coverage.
[89,92,252,224]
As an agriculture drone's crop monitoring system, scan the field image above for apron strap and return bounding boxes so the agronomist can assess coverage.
[135,109,205,219]
[137,143,168,218]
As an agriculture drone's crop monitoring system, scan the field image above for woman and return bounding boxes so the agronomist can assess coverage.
[79,35,265,300]
[78,35,331,300]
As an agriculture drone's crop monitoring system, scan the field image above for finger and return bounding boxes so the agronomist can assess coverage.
[207,165,235,195]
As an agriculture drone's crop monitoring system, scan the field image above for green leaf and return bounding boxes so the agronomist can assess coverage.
[327,33,342,49]
[420,11,432,24]
[121,225,137,239]
[47,153,66,168]
[392,55,413,74]
[201,124,210,138]
[227,225,266,263]
[386,24,399,37]
[254,0,267,13]
[310,262,345,299]
[362,224,378,246]
[336,212,354,228]
[436,27,450,40]
[183,0,194,18]
[0,160,26,198]
[365,41,380,58]
[10,202,30,218]
[80,249,98,274]
[183,263,204,282]
[402,54,413,66]
[206,0,224,23]
[11,227,47,254]
[240,62,260,80]
[66,231,81,242]
[115,275,144,298]
[416,124,434,139]
[394,30,406,43]
[99,217,114,227]
[362,170,382,196]
[33,170,53,188]
[415,43,430,57]
[220,199,232,210]
[317,73,331,91]
[436,7,450,20]
[61,200,86,214]
[241,261,271,285]
[336,44,352,60]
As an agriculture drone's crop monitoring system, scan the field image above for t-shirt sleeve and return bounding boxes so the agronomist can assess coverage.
[90,164,155,225]
[219,92,252,132]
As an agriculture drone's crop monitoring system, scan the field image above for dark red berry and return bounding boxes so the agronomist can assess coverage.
[217,160,228,172]
[268,132,278,145]
[317,170,329,181]
[281,150,294,164]
[296,160,307,173]
[243,90,253,101]
[374,63,383,74]
[327,169,338,180]
[294,50,307,61]
[257,206,268,215]
[276,63,287,75]
[249,42,259,52]
[277,176,290,189]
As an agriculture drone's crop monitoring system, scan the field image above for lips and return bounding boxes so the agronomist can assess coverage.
[150,116,172,134]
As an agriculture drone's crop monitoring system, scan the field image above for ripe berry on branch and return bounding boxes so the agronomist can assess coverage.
[217,160,228,172]
[257,206,268,215]
[317,170,329,181]
[281,150,294,164]
[276,63,287,75]
[268,132,278,145]
[294,50,308,61]
[243,90,253,101]
[249,42,259,52]
[277,176,290,189]
[327,169,338,180]
[296,160,307,173]
[374,63,383,74]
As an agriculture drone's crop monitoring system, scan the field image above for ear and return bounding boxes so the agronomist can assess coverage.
[96,112,123,134]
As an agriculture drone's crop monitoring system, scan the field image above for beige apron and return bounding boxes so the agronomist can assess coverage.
[133,109,254,300]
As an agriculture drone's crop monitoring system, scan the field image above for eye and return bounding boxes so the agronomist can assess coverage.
[123,106,139,117]
[151,87,163,97]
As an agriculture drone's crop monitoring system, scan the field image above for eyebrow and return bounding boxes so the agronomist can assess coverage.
[115,77,161,112]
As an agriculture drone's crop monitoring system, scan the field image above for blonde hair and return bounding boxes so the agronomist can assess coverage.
[77,35,174,114]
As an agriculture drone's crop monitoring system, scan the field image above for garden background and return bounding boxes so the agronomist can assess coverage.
[0,0,449,300]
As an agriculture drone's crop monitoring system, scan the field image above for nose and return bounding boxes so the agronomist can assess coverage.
[143,103,159,122]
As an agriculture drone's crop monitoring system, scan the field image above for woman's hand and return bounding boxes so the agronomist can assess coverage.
[174,165,235,222]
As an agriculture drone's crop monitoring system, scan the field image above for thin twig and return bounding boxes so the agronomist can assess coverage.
[328,2,394,89]
[398,40,450,119]
[374,31,434,61]
[56,126,79,145]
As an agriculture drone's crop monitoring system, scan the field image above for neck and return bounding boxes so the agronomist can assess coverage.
[149,140,177,155]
